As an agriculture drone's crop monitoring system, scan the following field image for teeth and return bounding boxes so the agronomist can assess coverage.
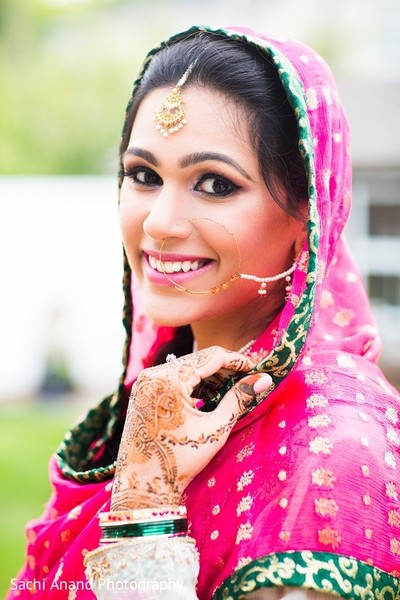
[148,255,205,274]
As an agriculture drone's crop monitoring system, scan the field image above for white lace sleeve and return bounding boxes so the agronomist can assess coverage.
[84,536,199,600]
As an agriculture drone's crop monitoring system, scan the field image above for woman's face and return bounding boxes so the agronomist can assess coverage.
[119,86,304,342]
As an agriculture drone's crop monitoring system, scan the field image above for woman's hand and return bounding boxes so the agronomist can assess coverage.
[111,346,273,510]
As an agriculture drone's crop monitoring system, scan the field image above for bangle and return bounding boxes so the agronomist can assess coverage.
[100,517,188,542]
[99,505,187,525]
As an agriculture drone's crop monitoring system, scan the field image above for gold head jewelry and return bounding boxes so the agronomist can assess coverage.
[154,59,198,137]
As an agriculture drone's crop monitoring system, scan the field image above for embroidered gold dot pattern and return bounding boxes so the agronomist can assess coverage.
[311,468,336,488]
[315,497,339,518]
[309,436,333,455]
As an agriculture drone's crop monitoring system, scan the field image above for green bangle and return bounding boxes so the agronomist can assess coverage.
[100,518,188,540]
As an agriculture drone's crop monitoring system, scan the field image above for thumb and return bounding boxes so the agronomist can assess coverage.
[215,373,274,421]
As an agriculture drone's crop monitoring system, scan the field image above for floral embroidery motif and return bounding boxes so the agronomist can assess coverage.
[385,451,397,469]
[207,477,216,488]
[67,506,82,520]
[305,87,318,110]
[336,353,356,369]
[363,494,371,506]
[236,556,252,569]
[235,521,254,544]
[361,465,370,477]
[236,443,255,463]
[390,538,400,556]
[386,407,399,425]
[333,308,354,328]
[26,529,37,544]
[315,498,339,518]
[365,528,373,540]
[309,436,333,455]
[278,470,287,481]
[60,530,71,542]
[27,555,36,569]
[308,414,331,428]
[278,420,286,428]
[388,510,400,528]
[236,495,253,517]
[306,394,328,409]
[311,468,336,488]
[279,498,288,509]
[210,530,219,540]
[305,370,328,385]
[279,531,291,542]
[387,426,400,446]
[237,470,254,491]
[386,481,399,500]
[320,289,334,309]
[212,505,220,516]
[318,526,341,549]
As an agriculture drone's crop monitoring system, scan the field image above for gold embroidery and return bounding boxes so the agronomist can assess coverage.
[318,526,341,549]
[68,591,77,600]
[386,481,398,500]
[363,494,371,506]
[390,538,400,556]
[308,414,331,428]
[42,566,49,574]
[387,426,400,446]
[237,494,253,516]
[279,498,288,509]
[208,477,216,488]
[235,521,254,544]
[356,392,365,402]
[27,555,36,569]
[210,530,219,540]
[336,353,356,369]
[236,556,252,569]
[279,531,291,542]
[315,498,339,518]
[311,468,336,488]
[333,308,354,327]
[306,394,328,409]
[67,506,82,520]
[26,529,37,544]
[386,407,399,425]
[309,436,333,455]
[44,540,50,549]
[279,445,287,455]
[320,289,334,309]
[60,530,71,542]
[385,451,397,469]
[359,412,368,422]
[305,370,328,385]
[278,420,286,428]
[365,528,373,540]
[388,510,400,528]
[212,505,220,516]
[361,465,370,477]
[278,470,287,481]
[237,470,254,491]
[236,443,255,463]
[360,436,369,447]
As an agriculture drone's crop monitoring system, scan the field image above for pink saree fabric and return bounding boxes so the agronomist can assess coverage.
[7,26,400,600]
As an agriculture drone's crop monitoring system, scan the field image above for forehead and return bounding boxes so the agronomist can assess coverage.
[128,86,253,157]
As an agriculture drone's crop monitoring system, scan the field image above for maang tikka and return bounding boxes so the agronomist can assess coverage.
[154,59,198,137]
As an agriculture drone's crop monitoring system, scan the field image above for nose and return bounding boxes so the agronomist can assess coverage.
[142,187,191,241]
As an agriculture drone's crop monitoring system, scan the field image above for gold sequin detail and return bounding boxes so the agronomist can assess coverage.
[278,470,287,481]
[279,498,288,509]
[305,370,328,385]
[318,526,341,549]
[311,468,336,488]
[388,510,400,528]
[67,506,82,520]
[306,394,328,409]
[385,451,397,469]
[278,420,286,428]
[60,529,71,542]
[386,481,398,500]
[279,445,287,455]
[308,414,331,428]
[212,505,220,516]
[315,497,339,518]
[279,531,291,542]
[235,521,254,544]
[237,470,254,491]
[365,528,373,540]
[363,494,371,506]
[361,465,370,477]
[390,538,400,556]
[236,494,253,517]
[210,530,219,540]
[236,443,255,463]
[207,477,216,488]
[309,436,333,455]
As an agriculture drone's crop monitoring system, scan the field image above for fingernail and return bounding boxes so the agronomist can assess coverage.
[195,399,205,409]
[253,374,273,394]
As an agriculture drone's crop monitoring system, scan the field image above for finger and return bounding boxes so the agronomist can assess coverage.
[214,372,274,422]
[192,346,257,381]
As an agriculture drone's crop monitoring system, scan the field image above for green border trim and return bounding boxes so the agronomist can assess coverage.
[213,551,400,599]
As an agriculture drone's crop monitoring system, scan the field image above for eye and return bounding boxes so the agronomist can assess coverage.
[123,166,162,187]
[195,173,240,197]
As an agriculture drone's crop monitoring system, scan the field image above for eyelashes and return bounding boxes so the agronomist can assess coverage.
[123,165,241,199]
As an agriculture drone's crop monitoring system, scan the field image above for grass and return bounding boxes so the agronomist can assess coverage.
[0,400,84,598]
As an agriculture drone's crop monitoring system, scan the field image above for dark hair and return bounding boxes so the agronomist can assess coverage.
[121,32,308,219]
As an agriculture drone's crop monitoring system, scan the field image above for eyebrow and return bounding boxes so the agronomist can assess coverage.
[179,151,253,181]
[123,147,253,181]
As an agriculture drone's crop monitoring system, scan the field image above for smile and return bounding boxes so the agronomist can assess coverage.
[148,255,209,274]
